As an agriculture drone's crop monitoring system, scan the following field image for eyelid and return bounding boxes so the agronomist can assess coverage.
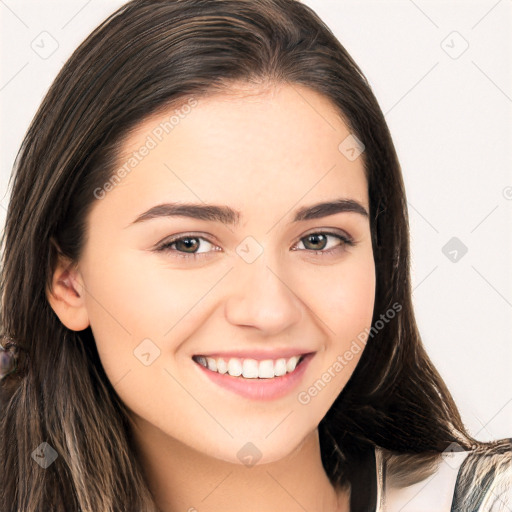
[294,227,354,245]
[153,232,219,254]
[154,228,355,258]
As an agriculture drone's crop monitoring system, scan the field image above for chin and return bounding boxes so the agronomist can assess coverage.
[205,428,314,467]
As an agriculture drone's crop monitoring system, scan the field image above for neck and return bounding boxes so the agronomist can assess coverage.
[129,418,349,512]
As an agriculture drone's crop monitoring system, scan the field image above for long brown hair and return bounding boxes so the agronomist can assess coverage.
[0,1,498,510]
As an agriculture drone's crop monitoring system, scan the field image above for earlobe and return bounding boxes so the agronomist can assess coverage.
[46,254,90,331]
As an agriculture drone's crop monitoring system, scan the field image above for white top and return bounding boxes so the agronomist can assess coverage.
[375,448,468,511]
[374,446,512,512]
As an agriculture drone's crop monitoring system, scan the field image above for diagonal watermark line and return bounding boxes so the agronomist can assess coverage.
[266,265,336,334]
[473,413,495,439]
[488,484,512,512]
[470,204,499,233]
[385,62,439,116]
[474,397,512,439]
[265,410,294,439]
[0,62,29,92]
[162,267,234,337]
[266,471,309,511]
[396,470,439,510]
[0,0,29,28]
[471,0,504,30]
[201,471,233,502]
[265,164,337,235]
[61,0,92,29]
[408,0,439,28]
[164,367,234,438]
[490,493,512,512]
[471,265,512,307]
[164,163,205,203]
[288,83,337,131]
[412,265,438,292]
[112,368,132,388]
[472,61,512,103]
[407,200,439,233]
[81,282,132,335]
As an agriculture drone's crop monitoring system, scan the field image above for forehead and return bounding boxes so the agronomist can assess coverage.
[93,83,369,226]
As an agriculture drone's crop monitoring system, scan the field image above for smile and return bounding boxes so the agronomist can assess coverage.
[192,354,304,379]
[192,352,315,401]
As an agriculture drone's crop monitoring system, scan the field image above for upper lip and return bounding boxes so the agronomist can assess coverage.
[193,349,315,361]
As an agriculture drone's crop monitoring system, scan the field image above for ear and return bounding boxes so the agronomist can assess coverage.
[46,250,90,331]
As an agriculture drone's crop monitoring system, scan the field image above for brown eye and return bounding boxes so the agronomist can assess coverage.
[293,231,355,256]
[155,234,220,260]
[302,233,329,251]
[173,237,201,253]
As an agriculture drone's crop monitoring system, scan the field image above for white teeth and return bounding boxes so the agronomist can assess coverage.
[274,358,287,377]
[259,359,275,379]
[227,358,243,377]
[195,354,304,378]
[286,356,300,373]
[216,358,227,374]
[206,357,217,372]
[242,359,259,379]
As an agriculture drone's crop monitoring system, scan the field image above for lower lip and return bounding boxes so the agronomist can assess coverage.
[193,354,315,401]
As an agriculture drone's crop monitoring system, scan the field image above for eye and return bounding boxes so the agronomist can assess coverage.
[155,234,220,260]
[154,230,355,260]
[292,231,355,256]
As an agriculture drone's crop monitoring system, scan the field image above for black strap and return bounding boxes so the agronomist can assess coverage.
[349,445,377,512]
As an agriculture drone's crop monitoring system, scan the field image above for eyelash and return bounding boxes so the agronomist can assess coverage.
[154,231,355,260]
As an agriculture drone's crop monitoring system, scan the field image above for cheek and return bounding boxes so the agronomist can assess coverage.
[80,251,176,375]
[81,249,234,383]
[82,250,199,335]
[292,258,375,424]
[297,252,376,341]
[80,242,376,465]
[291,253,375,386]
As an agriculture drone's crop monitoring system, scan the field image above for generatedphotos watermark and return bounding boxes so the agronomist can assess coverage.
[297,301,402,405]
[93,97,198,200]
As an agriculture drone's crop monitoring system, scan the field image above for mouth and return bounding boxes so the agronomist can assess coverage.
[192,353,309,379]
[192,351,315,401]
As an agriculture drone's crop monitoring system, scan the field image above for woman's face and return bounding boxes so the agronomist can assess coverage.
[73,83,375,464]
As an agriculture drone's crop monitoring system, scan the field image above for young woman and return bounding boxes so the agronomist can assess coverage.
[1,1,510,511]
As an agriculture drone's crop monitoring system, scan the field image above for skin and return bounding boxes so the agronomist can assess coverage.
[48,82,375,511]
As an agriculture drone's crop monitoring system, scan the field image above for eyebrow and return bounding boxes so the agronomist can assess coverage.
[128,198,369,227]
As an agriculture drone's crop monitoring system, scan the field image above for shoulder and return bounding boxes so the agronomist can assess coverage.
[375,439,512,512]
[451,439,512,512]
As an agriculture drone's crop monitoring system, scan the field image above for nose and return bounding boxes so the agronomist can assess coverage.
[224,258,303,335]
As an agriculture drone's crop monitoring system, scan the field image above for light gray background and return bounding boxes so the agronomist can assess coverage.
[1,0,511,441]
